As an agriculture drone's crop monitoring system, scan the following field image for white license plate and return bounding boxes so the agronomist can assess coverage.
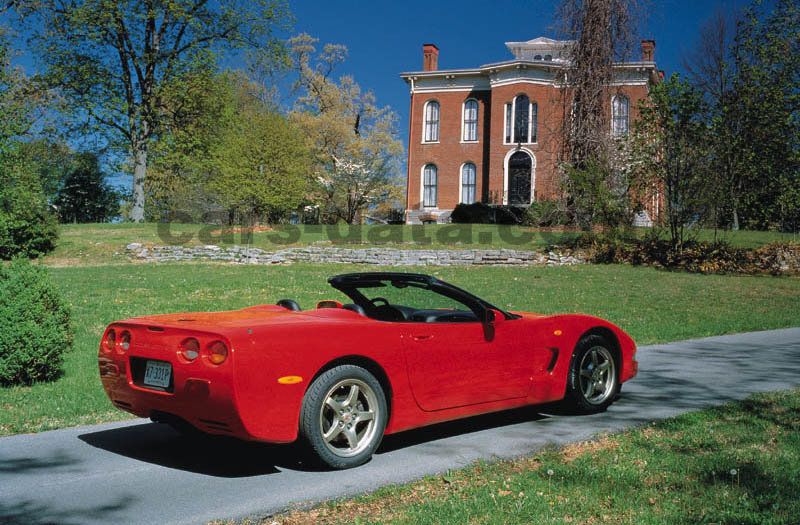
[143,360,172,388]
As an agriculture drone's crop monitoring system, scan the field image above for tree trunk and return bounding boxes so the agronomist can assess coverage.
[130,142,148,222]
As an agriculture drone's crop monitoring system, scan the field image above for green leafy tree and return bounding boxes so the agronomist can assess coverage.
[16,139,74,201]
[286,34,403,224]
[630,74,712,250]
[208,75,312,223]
[15,0,290,222]
[0,35,58,258]
[54,153,120,223]
[147,70,311,223]
[732,0,800,231]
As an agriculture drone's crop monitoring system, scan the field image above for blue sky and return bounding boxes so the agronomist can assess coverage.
[4,0,749,187]
[288,0,749,145]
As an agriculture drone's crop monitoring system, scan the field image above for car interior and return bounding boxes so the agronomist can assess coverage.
[275,277,487,323]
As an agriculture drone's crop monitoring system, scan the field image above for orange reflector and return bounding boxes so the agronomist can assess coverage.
[553,330,563,336]
[278,375,303,385]
[208,341,228,365]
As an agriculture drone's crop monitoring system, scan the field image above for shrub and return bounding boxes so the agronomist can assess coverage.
[0,259,72,386]
[524,201,567,227]
[0,164,59,259]
[450,203,527,224]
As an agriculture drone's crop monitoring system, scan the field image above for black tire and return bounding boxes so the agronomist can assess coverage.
[563,334,620,414]
[299,364,388,469]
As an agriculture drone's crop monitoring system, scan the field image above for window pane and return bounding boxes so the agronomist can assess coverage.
[424,101,440,142]
[423,165,437,207]
[531,103,538,143]
[505,103,512,143]
[612,96,629,136]
[463,100,478,141]
[514,95,529,143]
[461,163,476,204]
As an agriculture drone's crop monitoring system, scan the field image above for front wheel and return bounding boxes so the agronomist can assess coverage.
[299,365,387,469]
[563,335,620,413]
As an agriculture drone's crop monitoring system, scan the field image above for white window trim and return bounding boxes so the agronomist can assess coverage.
[460,98,479,143]
[422,100,440,144]
[420,164,438,208]
[502,147,536,205]
[459,162,478,204]
[503,96,538,145]
[610,94,630,137]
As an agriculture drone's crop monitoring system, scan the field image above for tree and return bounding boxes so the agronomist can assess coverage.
[630,74,711,249]
[683,9,745,231]
[208,75,312,223]
[16,0,289,222]
[0,34,58,258]
[732,0,800,231]
[286,34,403,224]
[557,0,644,228]
[146,70,312,223]
[53,153,119,223]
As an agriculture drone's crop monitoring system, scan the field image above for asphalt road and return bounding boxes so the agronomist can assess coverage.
[2,327,800,525]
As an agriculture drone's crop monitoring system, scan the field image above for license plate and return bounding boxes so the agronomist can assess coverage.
[143,360,172,389]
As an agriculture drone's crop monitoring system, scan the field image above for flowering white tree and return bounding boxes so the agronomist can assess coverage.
[287,34,403,224]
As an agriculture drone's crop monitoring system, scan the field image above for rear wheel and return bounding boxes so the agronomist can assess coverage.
[563,335,620,413]
[299,365,387,469]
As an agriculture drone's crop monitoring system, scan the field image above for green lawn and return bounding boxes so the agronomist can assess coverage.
[46,223,799,266]
[268,389,800,525]
[1,262,799,436]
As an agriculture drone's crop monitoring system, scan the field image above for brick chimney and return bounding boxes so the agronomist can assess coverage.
[641,39,656,62]
[423,44,439,71]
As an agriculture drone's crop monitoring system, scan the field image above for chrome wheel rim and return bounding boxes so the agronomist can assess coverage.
[320,379,379,458]
[578,346,616,405]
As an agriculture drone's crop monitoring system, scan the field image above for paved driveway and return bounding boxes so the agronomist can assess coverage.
[2,328,799,525]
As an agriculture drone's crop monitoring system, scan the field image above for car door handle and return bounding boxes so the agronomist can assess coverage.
[412,335,433,341]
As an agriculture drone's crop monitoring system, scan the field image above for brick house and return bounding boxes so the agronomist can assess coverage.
[401,37,661,224]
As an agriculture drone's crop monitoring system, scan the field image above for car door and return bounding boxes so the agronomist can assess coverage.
[402,318,533,411]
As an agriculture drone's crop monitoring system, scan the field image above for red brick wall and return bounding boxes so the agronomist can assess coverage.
[406,81,653,217]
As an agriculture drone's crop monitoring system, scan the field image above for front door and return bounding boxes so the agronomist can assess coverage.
[508,151,532,205]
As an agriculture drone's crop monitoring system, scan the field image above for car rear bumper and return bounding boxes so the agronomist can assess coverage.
[99,355,251,440]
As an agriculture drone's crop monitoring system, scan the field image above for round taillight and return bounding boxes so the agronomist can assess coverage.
[103,329,116,353]
[180,338,200,361]
[208,341,228,365]
[119,331,131,353]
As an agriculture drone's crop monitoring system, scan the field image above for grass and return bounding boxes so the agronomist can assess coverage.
[45,223,800,266]
[1,262,799,436]
[264,389,800,525]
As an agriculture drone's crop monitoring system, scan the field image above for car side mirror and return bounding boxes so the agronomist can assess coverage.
[483,309,504,325]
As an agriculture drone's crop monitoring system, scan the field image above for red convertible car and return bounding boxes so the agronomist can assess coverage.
[99,272,637,469]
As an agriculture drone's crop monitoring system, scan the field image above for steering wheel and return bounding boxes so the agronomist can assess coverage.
[369,297,390,307]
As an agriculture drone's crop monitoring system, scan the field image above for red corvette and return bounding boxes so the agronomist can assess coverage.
[99,272,637,468]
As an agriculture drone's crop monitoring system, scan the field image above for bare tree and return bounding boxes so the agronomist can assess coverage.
[556,0,644,228]
[683,8,746,230]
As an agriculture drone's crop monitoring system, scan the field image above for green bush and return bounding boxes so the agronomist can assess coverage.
[450,203,527,224]
[0,164,59,259]
[0,259,72,386]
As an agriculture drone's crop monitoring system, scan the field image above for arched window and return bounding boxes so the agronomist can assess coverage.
[423,100,440,142]
[506,95,537,144]
[462,99,479,142]
[461,163,477,204]
[422,164,438,207]
[612,95,630,136]
[514,94,530,143]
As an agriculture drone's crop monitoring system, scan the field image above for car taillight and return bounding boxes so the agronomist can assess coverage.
[180,338,200,362]
[208,341,228,365]
[119,330,131,353]
[103,329,116,353]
